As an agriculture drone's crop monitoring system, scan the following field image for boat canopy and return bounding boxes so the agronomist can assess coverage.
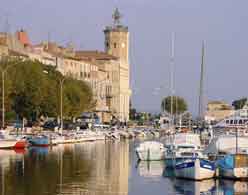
[165,133,201,148]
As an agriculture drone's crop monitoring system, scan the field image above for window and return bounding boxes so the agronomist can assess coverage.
[230,120,233,124]
[226,120,229,124]
[106,42,109,48]
[239,120,243,124]
[234,120,237,124]
[114,43,117,48]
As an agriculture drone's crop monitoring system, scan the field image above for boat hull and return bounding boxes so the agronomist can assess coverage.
[14,139,28,149]
[165,158,188,168]
[136,149,165,161]
[0,140,18,149]
[29,137,49,147]
[175,159,215,180]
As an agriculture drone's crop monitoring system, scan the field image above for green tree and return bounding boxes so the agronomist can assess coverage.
[232,98,247,110]
[161,96,188,115]
[0,59,94,122]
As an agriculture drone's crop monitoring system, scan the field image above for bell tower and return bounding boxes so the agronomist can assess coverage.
[104,8,131,122]
[104,8,129,64]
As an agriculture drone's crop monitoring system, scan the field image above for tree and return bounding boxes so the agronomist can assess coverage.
[129,100,137,120]
[0,59,94,122]
[161,96,188,115]
[232,98,247,110]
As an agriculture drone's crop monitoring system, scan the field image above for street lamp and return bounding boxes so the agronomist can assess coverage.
[59,77,66,133]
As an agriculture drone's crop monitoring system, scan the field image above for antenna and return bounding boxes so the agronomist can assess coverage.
[4,14,10,34]
[198,40,205,120]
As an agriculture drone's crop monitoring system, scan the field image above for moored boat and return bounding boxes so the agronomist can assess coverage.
[164,133,202,168]
[14,139,28,149]
[28,135,49,147]
[217,154,248,179]
[136,141,165,161]
[0,140,19,149]
[175,158,215,180]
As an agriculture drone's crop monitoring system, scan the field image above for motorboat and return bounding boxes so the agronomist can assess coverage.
[136,141,165,161]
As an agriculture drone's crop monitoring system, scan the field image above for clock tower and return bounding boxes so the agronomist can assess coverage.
[104,8,131,122]
[104,8,129,64]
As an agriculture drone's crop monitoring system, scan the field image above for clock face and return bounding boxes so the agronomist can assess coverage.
[121,43,125,48]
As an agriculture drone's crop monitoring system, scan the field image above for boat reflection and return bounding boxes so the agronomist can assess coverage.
[137,160,165,178]
[218,180,248,195]
[28,147,49,156]
[173,178,215,195]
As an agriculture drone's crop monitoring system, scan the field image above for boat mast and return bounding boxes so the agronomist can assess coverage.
[198,41,205,121]
[170,32,175,129]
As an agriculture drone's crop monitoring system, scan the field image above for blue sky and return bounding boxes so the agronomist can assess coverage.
[1,0,248,114]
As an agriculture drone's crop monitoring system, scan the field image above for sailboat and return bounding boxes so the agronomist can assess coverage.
[174,41,216,180]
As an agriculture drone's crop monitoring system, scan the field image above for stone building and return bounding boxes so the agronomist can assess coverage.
[205,101,234,123]
[103,8,131,122]
[0,8,132,123]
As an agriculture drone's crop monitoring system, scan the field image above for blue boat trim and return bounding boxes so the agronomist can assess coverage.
[175,161,195,170]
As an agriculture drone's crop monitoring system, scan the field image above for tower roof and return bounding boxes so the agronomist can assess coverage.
[113,8,122,26]
[104,8,128,33]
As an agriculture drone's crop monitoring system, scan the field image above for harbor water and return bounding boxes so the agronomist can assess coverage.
[0,140,248,195]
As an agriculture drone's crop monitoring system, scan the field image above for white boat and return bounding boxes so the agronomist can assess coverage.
[136,141,165,161]
[164,133,203,168]
[217,154,248,179]
[215,102,248,129]
[204,135,248,155]
[0,139,19,149]
[175,158,216,180]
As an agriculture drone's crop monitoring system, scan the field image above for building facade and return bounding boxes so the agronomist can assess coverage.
[0,8,131,123]
[205,101,234,123]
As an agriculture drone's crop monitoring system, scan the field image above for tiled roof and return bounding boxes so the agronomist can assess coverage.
[75,50,118,61]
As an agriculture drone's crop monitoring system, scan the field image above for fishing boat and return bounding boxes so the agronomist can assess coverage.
[164,133,202,168]
[217,154,248,179]
[174,158,215,180]
[136,141,165,161]
[28,135,49,147]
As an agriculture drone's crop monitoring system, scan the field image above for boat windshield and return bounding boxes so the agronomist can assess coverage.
[177,145,195,149]
[180,152,199,157]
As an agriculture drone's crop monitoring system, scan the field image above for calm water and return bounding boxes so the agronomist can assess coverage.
[0,140,247,195]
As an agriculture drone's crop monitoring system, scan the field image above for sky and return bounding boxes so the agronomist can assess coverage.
[1,0,248,115]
